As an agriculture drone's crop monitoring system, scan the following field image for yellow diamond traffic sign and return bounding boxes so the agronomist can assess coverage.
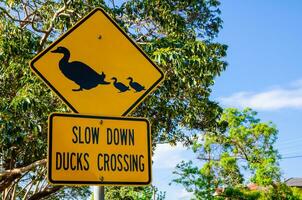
[30,8,164,116]
[48,113,151,185]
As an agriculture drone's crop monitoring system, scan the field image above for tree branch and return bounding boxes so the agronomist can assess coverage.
[27,185,63,200]
[38,4,69,50]
[0,173,21,193]
[0,159,46,193]
[0,7,32,24]
[0,159,46,177]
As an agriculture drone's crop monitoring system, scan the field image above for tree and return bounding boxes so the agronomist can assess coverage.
[172,108,281,199]
[0,0,227,198]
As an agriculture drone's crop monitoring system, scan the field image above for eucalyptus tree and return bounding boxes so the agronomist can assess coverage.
[173,108,281,199]
[0,0,227,199]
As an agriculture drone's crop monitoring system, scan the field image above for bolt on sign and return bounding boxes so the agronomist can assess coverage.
[48,113,151,185]
[30,8,164,116]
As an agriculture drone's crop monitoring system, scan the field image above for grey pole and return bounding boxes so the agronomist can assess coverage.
[94,186,104,200]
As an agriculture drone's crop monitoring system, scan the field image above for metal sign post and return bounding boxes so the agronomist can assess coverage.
[94,186,104,200]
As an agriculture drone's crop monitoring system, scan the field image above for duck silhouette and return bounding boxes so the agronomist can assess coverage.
[111,77,130,93]
[127,77,145,92]
[51,46,110,91]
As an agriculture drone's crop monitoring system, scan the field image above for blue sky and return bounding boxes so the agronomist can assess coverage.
[153,1,302,199]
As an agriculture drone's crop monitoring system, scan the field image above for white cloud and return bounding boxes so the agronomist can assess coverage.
[153,143,188,169]
[219,80,302,110]
[177,188,194,200]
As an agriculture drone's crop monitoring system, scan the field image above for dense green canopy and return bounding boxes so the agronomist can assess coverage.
[173,108,282,199]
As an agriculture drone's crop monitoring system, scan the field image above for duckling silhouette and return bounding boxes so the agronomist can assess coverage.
[111,77,130,93]
[51,46,110,91]
[127,77,145,92]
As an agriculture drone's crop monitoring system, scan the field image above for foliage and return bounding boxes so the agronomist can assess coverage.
[104,185,165,200]
[262,184,302,200]
[215,187,262,200]
[172,160,217,199]
[215,184,302,200]
[46,186,92,200]
[173,108,281,199]
[0,0,227,199]
[291,187,302,200]
[121,0,227,144]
